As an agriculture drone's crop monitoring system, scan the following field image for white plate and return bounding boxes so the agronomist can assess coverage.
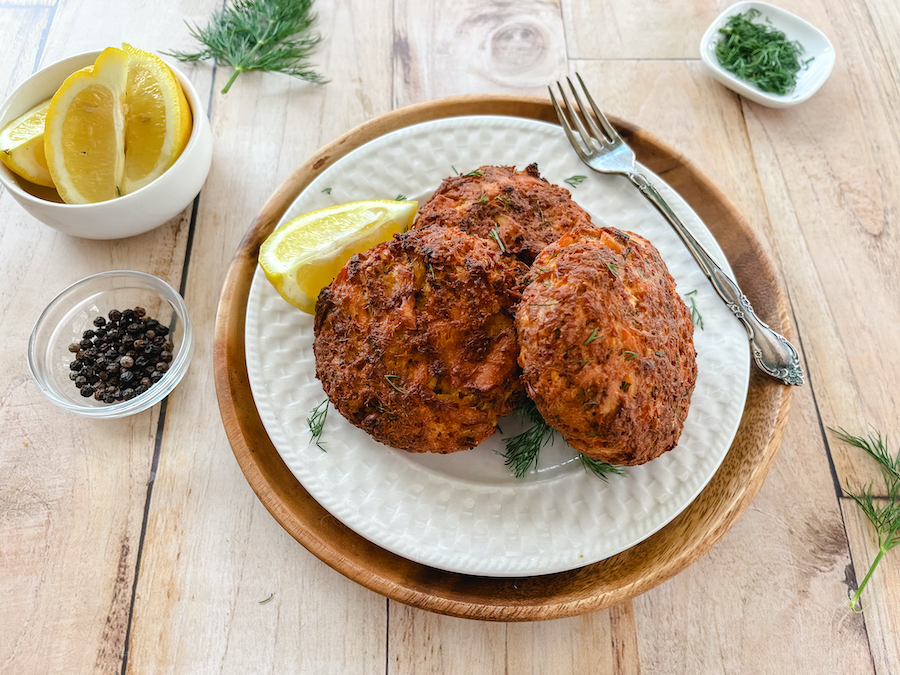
[245,115,751,577]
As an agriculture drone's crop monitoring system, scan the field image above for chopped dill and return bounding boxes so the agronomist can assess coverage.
[606,262,619,278]
[584,328,602,345]
[488,226,506,252]
[306,399,329,451]
[321,187,332,194]
[715,8,812,96]
[395,194,407,201]
[464,169,483,177]
[624,350,638,360]
[684,289,704,330]
[259,592,276,604]
[564,175,587,188]
[475,189,487,204]
[385,374,407,393]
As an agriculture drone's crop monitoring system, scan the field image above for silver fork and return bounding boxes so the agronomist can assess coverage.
[550,74,803,386]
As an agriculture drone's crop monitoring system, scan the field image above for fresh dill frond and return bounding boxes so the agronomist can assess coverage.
[564,175,587,188]
[488,226,506,252]
[501,398,555,478]
[165,0,326,94]
[624,350,638,360]
[464,169,483,177]
[475,189,487,204]
[579,454,626,482]
[395,194,407,201]
[321,187,332,194]
[306,399,329,451]
[606,262,619,278]
[831,427,900,612]
[684,289,704,330]
[501,398,626,482]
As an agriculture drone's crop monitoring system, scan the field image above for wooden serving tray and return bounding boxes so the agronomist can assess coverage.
[213,95,793,621]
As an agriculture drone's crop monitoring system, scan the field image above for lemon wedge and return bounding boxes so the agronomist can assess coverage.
[0,98,54,187]
[44,47,128,203]
[260,200,419,313]
[121,43,192,194]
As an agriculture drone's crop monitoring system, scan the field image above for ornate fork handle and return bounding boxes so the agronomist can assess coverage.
[628,172,804,386]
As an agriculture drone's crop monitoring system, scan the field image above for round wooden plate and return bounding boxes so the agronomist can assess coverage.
[213,95,794,621]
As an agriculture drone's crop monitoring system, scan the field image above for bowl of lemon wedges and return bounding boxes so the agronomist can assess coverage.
[0,45,212,239]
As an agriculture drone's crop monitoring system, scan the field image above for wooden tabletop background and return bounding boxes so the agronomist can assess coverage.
[1,0,898,673]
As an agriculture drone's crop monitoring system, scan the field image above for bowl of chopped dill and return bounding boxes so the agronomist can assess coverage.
[700,1,835,108]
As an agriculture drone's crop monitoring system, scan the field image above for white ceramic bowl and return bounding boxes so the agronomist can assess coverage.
[0,50,212,239]
[700,1,835,108]
[28,270,194,418]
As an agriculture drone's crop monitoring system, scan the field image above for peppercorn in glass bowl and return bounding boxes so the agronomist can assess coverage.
[28,270,194,418]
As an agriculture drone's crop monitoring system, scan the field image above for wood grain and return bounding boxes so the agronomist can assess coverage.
[563,0,719,60]
[123,2,394,673]
[0,2,198,672]
[214,95,793,621]
[1,0,898,670]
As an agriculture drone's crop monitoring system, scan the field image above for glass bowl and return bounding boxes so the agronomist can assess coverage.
[28,270,194,418]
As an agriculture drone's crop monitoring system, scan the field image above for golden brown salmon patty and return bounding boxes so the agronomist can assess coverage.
[414,164,593,264]
[314,226,526,454]
[516,225,697,466]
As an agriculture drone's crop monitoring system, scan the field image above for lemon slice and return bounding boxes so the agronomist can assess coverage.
[44,47,128,203]
[260,200,419,313]
[121,43,192,194]
[0,98,54,187]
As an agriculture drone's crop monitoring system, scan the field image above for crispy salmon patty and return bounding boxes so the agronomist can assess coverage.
[314,226,526,453]
[516,225,697,466]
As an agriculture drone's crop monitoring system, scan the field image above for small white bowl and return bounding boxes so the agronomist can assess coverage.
[0,50,212,239]
[700,1,835,108]
[28,270,194,418]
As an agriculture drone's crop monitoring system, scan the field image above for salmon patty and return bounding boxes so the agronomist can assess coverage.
[314,226,526,453]
[516,225,697,466]
[414,164,593,264]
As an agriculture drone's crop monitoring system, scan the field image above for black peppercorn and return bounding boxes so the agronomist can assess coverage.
[71,307,174,404]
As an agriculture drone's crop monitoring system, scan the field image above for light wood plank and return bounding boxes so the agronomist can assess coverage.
[388,607,629,675]
[562,0,720,60]
[843,497,900,674]
[0,0,211,672]
[570,59,871,674]
[393,0,568,107]
[736,3,900,669]
[124,2,395,672]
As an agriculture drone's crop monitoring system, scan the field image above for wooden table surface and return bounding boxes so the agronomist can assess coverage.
[2,1,898,673]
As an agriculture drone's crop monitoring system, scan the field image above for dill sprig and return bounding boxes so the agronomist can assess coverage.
[564,175,586,188]
[501,399,555,478]
[501,399,624,482]
[684,289,704,330]
[715,9,812,96]
[580,454,626,482]
[165,0,326,94]
[306,398,329,451]
[831,427,900,612]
